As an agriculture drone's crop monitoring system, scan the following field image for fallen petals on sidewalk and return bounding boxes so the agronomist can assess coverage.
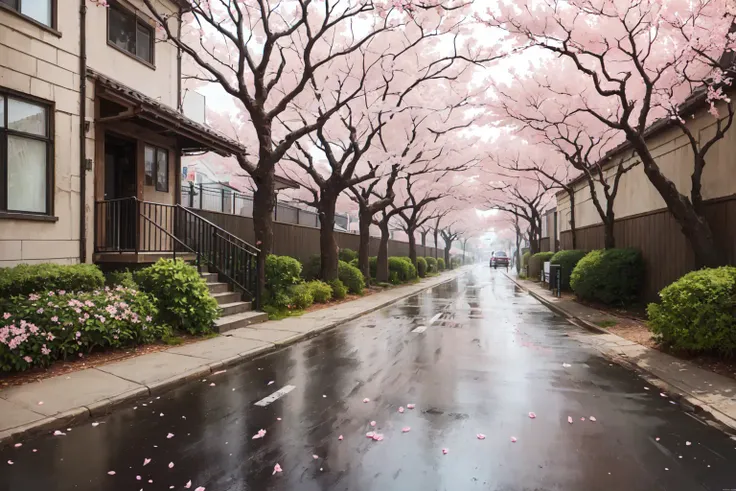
[14,443,22,448]
[370,421,376,427]
[209,383,216,387]
[589,416,597,422]
[655,437,661,441]
[338,435,343,440]
[143,458,151,466]
[91,422,100,427]
[107,471,115,475]
[398,406,405,413]
[37,401,43,406]
[169,462,175,469]
[562,363,572,368]
[442,448,449,454]
[510,437,517,443]
[195,487,206,491]
[402,427,411,433]
[366,431,375,438]
[660,393,667,398]
[268,381,275,386]
[167,433,175,439]
[407,403,416,409]
[685,441,692,446]
[363,398,370,403]
[580,417,586,421]
[273,463,282,475]
[7,461,13,465]
[476,433,486,440]
[528,412,536,419]
[312,454,319,460]
[53,430,66,436]
[136,476,141,480]
[568,416,573,424]
[372,433,384,441]
[252,429,267,440]
[184,480,192,488]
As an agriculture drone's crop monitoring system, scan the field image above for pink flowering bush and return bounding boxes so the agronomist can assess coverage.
[0,287,168,372]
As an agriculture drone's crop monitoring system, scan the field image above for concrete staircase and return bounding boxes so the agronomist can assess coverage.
[200,270,268,333]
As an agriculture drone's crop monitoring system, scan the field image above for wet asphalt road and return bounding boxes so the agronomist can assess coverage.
[2,267,735,491]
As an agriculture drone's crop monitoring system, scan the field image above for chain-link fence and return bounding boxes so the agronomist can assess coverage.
[181,183,350,230]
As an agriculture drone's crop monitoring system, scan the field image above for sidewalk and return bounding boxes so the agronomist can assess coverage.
[505,272,736,432]
[0,269,467,443]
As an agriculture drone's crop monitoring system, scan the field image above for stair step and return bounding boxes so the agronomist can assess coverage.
[200,272,218,283]
[214,311,268,333]
[206,282,230,294]
[218,301,252,316]
[212,291,241,305]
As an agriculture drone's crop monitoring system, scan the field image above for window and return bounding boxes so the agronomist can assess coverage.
[144,145,168,192]
[0,0,53,28]
[0,91,53,215]
[107,1,154,65]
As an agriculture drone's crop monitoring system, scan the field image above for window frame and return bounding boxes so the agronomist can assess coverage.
[0,87,55,219]
[143,144,169,193]
[0,0,59,35]
[106,0,156,69]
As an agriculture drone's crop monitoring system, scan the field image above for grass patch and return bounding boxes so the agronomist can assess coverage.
[518,273,527,280]
[263,305,305,320]
[162,334,186,346]
[376,282,392,288]
[595,319,618,328]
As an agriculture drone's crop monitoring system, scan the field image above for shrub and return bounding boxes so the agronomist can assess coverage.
[389,271,400,285]
[338,261,365,294]
[338,248,358,264]
[306,280,332,303]
[329,279,348,300]
[648,267,736,356]
[451,257,462,269]
[287,283,314,310]
[529,252,555,280]
[570,248,644,305]
[0,263,105,298]
[388,257,412,283]
[349,258,359,269]
[425,257,438,273]
[0,287,168,372]
[106,269,136,289]
[265,255,303,294]
[521,251,531,273]
[437,258,446,271]
[369,257,377,278]
[301,255,322,281]
[550,250,588,291]
[416,257,428,277]
[134,259,219,335]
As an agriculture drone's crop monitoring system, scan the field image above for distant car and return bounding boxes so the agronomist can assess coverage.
[490,251,509,269]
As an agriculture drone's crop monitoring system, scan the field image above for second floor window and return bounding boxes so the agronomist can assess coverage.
[0,0,53,27]
[107,1,154,65]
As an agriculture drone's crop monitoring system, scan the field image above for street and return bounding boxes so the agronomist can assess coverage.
[1,267,734,491]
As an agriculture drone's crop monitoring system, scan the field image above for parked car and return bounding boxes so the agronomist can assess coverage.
[490,251,509,269]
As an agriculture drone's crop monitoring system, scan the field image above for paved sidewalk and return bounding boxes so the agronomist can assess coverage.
[505,272,736,432]
[0,269,467,443]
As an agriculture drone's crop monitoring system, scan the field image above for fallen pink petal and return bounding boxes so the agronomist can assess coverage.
[167,433,175,439]
[91,422,100,427]
[402,427,411,433]
[252,429,267,440]
[365,431,375,438]
[136,476,141,481]
[442,448,449,455]
[213,370,226,375]
[338,435,344,440]
[528,412,537,419]
[370,421,376,427]
[510,437,517,443]
[107,471,115,475]
[143,458,151,466]
[589,416,597,422]
[185,480,192,489]
[362,398,370,403]
[273,463,283,475]
[477,433,486,440]
[268,381,275,386]
[312,454,319,459]
[686,441,692,446]
[372,433,384,441]
[567,416,573,424]
[660,393,667,398]
[13,443,22,448]
[195,487,206,491]
[7,461,13,465]
[580,417,586,421]
[53,430,66,436]
[169,462,175,469]
[209,383,216,387]
[407,404,416,409]
[37,401,43,406]
[398,406,405,413]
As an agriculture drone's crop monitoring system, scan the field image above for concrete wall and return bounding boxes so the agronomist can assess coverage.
[0,6,83,267]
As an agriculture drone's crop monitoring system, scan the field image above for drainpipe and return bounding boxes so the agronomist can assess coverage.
[177,11,182,111]
[79,0,88,263]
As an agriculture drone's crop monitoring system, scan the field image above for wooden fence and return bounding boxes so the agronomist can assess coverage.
[192,209,444,264]
[560,195,736,300]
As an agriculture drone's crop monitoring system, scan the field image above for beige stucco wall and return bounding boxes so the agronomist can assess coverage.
[557,101,736,231]
[0,7,83,267]
[86,0,180,110]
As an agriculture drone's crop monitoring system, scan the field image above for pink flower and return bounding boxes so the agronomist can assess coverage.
[252,429,267,440]
[41,345,51,356]
[146,316,152,322]
[272,463,282,475]
[58,290,66,295]
[28,294,40,301]
[46,333,55,341]
[75,331,81,339]
[36,308,44,314]
[48,291,55,296]
[3,313,11,319]
[23,356,33,363]
[51,316,58,323]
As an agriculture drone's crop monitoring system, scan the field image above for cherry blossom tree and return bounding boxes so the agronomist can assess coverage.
[482,0,736,266]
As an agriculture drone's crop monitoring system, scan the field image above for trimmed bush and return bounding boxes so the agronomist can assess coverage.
[425,257,438,273]
[437,258,446,271]
[570,248,644,305]
[106,269,136,289]
[388,257,412,283]
[306,280,333,303]
[369,257,377,278]
[648,267,736,355]
[451,257,461,269]
[338,248,358,264]
[287,283,314,310]
[301,255,321,281]
[529,252,555,280]
[0,263,105,297]
[338,261,365,294]
[329,279,348,300]
[134,259,219,335]
[550,250,588,291]
[349,258,359,269]
[416,257,428,278]
[521,252,531,272]
[265,255,302,294]
[0,287,168,372]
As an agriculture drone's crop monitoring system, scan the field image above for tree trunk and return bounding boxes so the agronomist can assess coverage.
[376,221,390,282]
[357,207,372,285]
[319,195,339,281]
[529,228,540,255]
[568,189,577,249]
[444,241,452,266]
[632,137,723,267]
[252,169,276,304]
[603,207,616,249]
[433,229,439,259]
[407,228,417,266]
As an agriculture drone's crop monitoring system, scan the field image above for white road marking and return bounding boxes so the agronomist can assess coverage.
[254,385,296,407]
[412,325,427,333]
[429,313,443,325]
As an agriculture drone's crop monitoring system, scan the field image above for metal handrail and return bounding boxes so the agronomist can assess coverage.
[176,205,260,255]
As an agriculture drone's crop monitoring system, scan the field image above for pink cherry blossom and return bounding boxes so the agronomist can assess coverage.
[272,463,282,475]
[442,448,449,455]
[107,471,115,475]
[402,427,411,433]
[143,458,151,466]
[398,406,405,413]
[338,435,343,440]
[567,416,573,424]
[169,462,175,468]
[510,436,517,443]
[372,433,384,441]
[252,429,267,440]
[365,431,375,438]
[406,403,415,409]
[167,433,175,439]
[370,421,376,427]
[476,433,486,440]
[362,398,370,403]
[528,412,536,419]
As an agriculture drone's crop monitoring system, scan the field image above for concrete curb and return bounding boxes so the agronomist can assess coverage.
[503,272,736,433]
[0,269,467,445]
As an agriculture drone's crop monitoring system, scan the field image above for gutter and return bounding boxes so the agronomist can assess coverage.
[78,0,87,263]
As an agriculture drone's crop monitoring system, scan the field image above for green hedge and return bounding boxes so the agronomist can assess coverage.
[329,279,348,300]
[416,257,428,278]
[105,269,136,289]
[266,255,303,293]
[0,288,167,372]
[306,280,332,303]
[388,257,416,284]
[286,283,313,310]
[425,257,438,273]
[550,250,587,290]
[338,248,358,264]
[437,258,446,271]
[521,252,531,272]
[338,261,365,294]
[301,255,322,281]
[648,267,736,355]
[0,263,105,297]
[528,252,554,280]
[570,249,644,305]
[134,259,219,335]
